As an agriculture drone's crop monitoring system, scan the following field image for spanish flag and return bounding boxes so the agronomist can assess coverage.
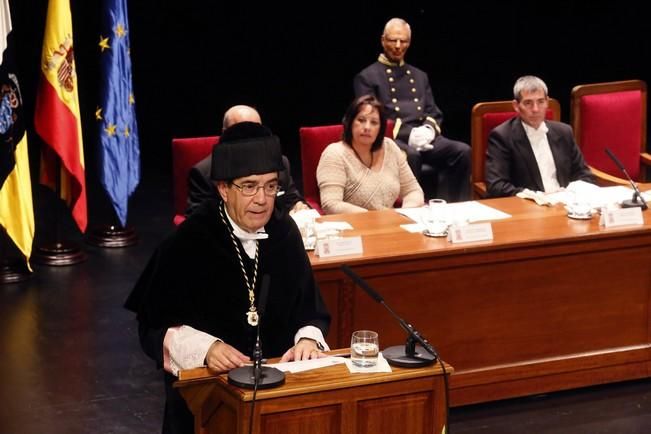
[34,0,87,233]
[0,0,34,264]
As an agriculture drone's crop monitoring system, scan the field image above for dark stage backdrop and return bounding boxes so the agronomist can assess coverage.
[8,0,650,229]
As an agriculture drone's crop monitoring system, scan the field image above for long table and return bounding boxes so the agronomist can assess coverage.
[309,197,651,406]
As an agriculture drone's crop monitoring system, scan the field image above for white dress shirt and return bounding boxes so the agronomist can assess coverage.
[522,121,561,193]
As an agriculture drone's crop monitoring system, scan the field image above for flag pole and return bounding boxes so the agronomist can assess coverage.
[88,0,141,247]
[31,158,87,266]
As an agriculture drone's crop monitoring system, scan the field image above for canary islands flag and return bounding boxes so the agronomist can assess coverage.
[0,0,35,264]
[97,0,140,227]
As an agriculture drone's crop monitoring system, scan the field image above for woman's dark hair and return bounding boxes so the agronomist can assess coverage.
[342,95,387,152]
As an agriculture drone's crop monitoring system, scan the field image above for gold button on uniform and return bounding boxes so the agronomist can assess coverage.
[391,87,396,92]
[389,77,394,82]
[406,70,412,75]
[392,98,397,103]
[417,106,422,111]
[411,88,416,92]
[394,106,400,112]
[386,68,392,74]
[414,98,419,102]
[410,78,415,83]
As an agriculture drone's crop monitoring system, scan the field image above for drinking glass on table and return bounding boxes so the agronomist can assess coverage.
[351,330,379,367]
[566,191,592,218]
[299,217,316,249]
[423,198,448,236]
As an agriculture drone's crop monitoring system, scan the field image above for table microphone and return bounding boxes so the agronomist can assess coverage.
[228,274,285,389]
[341,264,438,368]
[605,148,648,210]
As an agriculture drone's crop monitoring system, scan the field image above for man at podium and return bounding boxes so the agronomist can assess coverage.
[125,122,330,434]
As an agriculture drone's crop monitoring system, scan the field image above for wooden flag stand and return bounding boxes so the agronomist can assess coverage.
[31,161,86,266]
[85,190,138,248]
[31,239,86,266]
[0,231,31,284]
[86,223,137,248]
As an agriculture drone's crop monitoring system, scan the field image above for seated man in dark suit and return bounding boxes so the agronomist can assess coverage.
[186,105,309,216]
[485,75,594,198]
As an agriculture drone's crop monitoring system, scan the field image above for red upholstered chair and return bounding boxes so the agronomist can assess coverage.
[570,79,650,185]
[299,121,394,213]
[171,136,219,225]
[470,98,561,198]
[299,125,343,214]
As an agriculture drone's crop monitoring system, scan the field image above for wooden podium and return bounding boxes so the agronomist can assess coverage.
[175,352,452,434]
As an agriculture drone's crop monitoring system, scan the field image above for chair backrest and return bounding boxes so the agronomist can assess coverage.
[299,120,394,213]
[470,98,561,198]
[171,136,219,225]
[570,79,647,182]
[299,125,343,213]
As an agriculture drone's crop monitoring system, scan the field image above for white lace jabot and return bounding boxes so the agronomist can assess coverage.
[224,208,267,258]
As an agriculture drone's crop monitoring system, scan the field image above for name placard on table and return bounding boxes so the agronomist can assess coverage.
[448,222,494,244]
[600,207,644,228]
[315,236,363,258]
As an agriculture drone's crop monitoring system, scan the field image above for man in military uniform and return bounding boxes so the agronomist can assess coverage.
[354,18,471,202]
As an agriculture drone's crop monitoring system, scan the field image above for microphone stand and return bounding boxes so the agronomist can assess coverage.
[228,275,285,389]
[605,148,648,210]
[341,265,453,434]
[341,265,437,368]
[374,295,439,368]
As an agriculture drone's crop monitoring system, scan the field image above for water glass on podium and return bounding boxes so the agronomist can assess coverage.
[351,330,379,367]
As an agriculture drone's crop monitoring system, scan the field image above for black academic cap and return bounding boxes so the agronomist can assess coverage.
[210,122,283,180]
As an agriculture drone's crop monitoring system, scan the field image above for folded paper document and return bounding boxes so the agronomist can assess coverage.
[516,188,560,206]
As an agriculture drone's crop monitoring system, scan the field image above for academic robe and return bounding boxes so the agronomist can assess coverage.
[125,199,330,434]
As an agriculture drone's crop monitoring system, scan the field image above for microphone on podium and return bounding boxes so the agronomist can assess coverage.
[228,274,285,389]
[605,148,648,210]
[341,264,438,368]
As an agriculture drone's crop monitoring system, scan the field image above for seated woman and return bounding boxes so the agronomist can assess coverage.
[317,95,424,214]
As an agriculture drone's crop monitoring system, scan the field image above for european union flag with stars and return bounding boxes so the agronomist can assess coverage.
[97,0,140,227]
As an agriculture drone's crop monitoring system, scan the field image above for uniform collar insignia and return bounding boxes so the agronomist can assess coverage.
[378,53,405,67]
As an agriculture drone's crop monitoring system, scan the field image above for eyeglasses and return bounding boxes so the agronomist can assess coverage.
[231,181,280,196]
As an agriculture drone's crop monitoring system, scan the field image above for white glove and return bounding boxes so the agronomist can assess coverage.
[408,125,436,151]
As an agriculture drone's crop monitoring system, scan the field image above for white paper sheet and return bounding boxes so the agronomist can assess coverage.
[270,356,348,373]
[290,208,321,226]
[344,352,392,373]
[397,201,511,232]
[522,180,651,210]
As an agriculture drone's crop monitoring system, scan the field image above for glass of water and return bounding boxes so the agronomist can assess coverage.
[350,330,379,367]
[299,217,316,249]
[423,198,448,236]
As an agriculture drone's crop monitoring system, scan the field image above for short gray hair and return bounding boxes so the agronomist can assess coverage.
[383,18,411,38]
[513,75,548,101]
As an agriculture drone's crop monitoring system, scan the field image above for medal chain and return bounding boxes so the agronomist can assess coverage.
[219,202,259,326]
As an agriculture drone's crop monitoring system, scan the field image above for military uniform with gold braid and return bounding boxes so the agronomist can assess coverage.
[354,54,471,202]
